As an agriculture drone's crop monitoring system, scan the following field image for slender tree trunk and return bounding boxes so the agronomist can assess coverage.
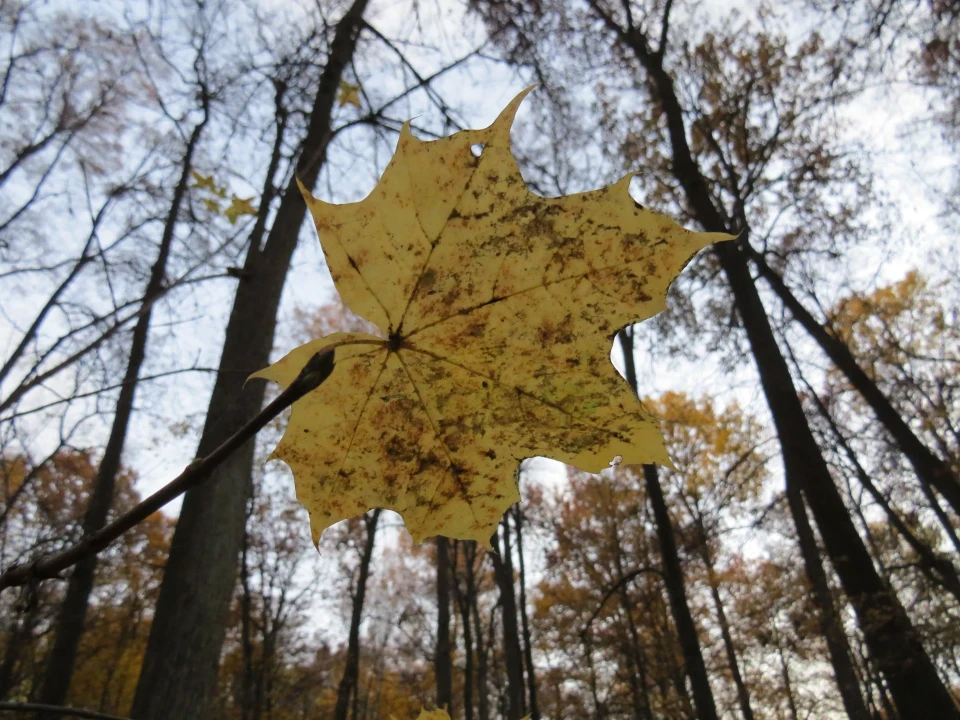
[776,639,799,720]
[240,500,255,720]
[35,110,208,717]
[130,6,368,717]
[436,536,453,712]
[604,17,960,717]
[470,551,490,720]
[335,510,381,720]
[785,485,871,720]
[453,542,475,720]
[694,528,755,720]
[748,248,960,516]
[607,517,652,720]
[617,587,652,720]
[490,518,525,720]
[511,506,539,720]
[642,464,719,720]
[621,334,712,719]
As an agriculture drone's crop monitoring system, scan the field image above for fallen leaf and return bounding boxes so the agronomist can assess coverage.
[253,87,731,547]
[338,80,361,108]
[225,195,257,224]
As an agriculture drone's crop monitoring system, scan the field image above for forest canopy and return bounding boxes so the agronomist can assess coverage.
[0,0,958,719]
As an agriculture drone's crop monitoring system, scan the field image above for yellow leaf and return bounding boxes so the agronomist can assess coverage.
[414,711,453,720]
[203,198,221,213]
[338,80,361,108]
[191,170,217,191]
[224,195,257,224]
[252,88,731,547]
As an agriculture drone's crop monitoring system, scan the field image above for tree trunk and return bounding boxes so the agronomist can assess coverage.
[453,541,475,720]
[470,551,490,720]
[130,5,368,717]
[694,526,755,720]
[607,513,652,720]
[35,110,208,717]
[609,18,960,717]
[489,518,525,720]
[642,464,719,720]
[436,536,453,712]
[0,600,38,699]
[240,499,255,720]
[511,506,539,720]
[785,485,871,720]
[776,637,799,720]
[334,510,381,720]
[807,379,960,600]
[748,248,960,516]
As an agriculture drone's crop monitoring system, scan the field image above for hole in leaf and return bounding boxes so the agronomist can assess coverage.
[470,143,485,158]
[610,455,623,467]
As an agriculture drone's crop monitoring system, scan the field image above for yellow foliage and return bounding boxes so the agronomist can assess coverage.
[337,80,362,108]
[224,195,257,224]
[253,88,730,546]
[190,170,218,191]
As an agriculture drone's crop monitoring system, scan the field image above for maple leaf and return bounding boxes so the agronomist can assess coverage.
[252,88,731,547]
[203,198,221,214]
[338,80,361,108]
[224,195,257,224]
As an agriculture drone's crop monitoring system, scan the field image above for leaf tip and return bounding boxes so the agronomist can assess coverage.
[488,85,536,146]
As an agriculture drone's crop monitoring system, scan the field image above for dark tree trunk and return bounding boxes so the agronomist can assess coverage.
[131,5,369,717]
[642,465,720,720]
[0,601,38,698]
[785,485,871,720]
[748,248,960,516]
[489,518,525,720]
[35,109,209,717]
[511,506,539,720]
[436,536,453,712]
[334,510,381,720]
[603,15,960,717]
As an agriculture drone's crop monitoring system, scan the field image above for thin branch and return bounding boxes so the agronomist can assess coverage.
[0,350,335,596]
[0,701,129,720]
[580,565,664,638]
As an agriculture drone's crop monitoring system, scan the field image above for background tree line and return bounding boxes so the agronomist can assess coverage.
[0,0,957,718]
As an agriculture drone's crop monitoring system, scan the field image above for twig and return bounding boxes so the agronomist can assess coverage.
[0,701,130,720]
[0,351,335,596]
[580,565,664,638]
